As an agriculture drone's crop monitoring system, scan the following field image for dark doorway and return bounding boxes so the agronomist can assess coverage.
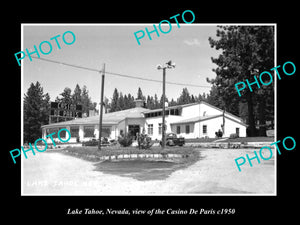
[128,125,140,139]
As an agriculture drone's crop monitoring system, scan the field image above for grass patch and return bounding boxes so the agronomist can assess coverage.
[61,145,200,162]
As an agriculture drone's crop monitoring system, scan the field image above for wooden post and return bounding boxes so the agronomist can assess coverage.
[98,63,105,150]
[162,67,166,149]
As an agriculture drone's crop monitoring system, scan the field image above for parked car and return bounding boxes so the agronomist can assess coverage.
[160,133,185,147]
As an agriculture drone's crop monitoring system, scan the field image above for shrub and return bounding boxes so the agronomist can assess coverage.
[215,130,223,138]
[137,133,153,149]
[118,134,133,147]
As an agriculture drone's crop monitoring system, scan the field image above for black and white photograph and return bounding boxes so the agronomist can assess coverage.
[21,24,276,195]
[4,5,298,221]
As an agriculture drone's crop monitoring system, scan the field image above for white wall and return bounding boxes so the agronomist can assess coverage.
[199,117,223,138]
[223,118,246,137]
[170,123,197,139]
[181,104,201,118]
[197,117,246,138]
[145,115,182,140]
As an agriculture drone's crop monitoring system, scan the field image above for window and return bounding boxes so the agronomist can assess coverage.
[203,125,207,134]
[84,126,95,138]
[58,127,66,138]
[159,123,162,135]
[186,125,190,134]
[148,124,153,135]
[70,126,79,137]
[177,126,181,134]
[236,128,240,136]
[102,127,111,138]
[47,128,58,138]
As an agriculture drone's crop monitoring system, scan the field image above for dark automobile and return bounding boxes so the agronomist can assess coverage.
[160,133,185,147]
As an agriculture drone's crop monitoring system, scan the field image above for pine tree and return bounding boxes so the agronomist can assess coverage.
[208,25,274,136]
[127,93,135,108]
[118,92,125,110]
[72,84,82,105]
[123,94,129,110]
[178,88,191,105]
[81,85,95,116]
[57,87,72,104]
[110,88,119,112]
[159,94,168,108]
[137,87,145,100]
[104,97,110,113]
[146,95,155,109]
[24,82,50,143]
[153,94,159,109]
[169,98,177,106]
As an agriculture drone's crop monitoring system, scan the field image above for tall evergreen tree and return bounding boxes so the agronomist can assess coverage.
[24,82,50,143]
[72,84,82,105]
[208,25,274,136]
[110,88,119,112]
[123,94,129,110]
[127,93,135,108]
[153,94,159,109]
[118,92,125,110]
[178,88,191,105]
[80,85,93,116]
[146,95,155,109]
[137,87,145,100]
[56,87,72,104]
[159,94,168,108]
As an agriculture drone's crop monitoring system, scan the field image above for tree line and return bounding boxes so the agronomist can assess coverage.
[23,82,97,143]
[107,87,209,112]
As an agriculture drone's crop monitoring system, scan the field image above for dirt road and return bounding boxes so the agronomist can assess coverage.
[22,148,275,195]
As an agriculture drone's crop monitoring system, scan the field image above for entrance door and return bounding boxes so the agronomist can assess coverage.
[128,125,140,139]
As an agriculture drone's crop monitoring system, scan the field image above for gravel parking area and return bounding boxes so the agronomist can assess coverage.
[22,148,275,195]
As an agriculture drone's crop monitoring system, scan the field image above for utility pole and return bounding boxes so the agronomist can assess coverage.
[157,60,175,149]
[98,63,105,150]
[162,67,166,149]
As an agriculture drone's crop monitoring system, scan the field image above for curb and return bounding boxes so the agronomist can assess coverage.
[185,142,272,149]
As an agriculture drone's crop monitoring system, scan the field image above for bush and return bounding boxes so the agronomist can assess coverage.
[137,133,153,149]
[215,130,223,138]
[118,134,133,147]
[229,133,239,139]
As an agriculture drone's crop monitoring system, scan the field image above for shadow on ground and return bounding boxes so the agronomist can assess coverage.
[93,156,204,181]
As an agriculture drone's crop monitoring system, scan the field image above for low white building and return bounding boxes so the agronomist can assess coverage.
[144,101,246,140]
[41,100,247,143]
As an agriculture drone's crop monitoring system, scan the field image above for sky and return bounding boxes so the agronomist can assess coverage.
[22,24,221,104]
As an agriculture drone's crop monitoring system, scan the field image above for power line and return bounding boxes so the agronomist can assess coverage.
[105,71,210,88]
[31,56,100,73]
[30,56,211,88]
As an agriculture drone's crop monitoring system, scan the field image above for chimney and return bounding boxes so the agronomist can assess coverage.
[134,99,145,108]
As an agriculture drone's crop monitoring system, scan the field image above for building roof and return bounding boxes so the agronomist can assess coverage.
[170,114,221,125]
[41,107,150,128]
[143,101,242,122]
[170,114,247,127]
[143,102,197,114]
